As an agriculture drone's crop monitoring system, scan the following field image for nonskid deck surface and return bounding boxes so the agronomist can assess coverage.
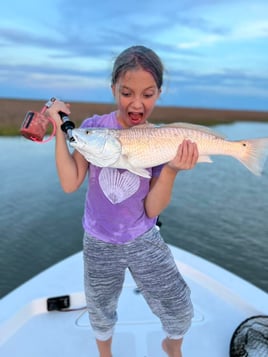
[1,246,267,357]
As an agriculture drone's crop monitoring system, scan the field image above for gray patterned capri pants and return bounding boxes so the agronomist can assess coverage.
[83,225,193,341]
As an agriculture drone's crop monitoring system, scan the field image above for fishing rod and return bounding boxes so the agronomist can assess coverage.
[58,111,75,142]
[20,97,75,143]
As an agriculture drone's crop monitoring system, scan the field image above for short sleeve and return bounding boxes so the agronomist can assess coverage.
[152,164,164,177]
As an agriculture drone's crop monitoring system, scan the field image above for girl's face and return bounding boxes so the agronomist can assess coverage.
[112,68,161,128]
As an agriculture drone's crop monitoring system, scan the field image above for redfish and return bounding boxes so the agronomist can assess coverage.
[70,122,268,178]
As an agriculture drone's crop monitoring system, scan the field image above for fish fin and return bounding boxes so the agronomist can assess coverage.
[116,155,152,178]
[127,167,151,178]
[162,122,226,139]
[129,122,155,129]
[234,138,268,176]
[198,155,213,163]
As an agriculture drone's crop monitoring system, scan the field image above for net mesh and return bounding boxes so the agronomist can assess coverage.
[230,315,268,356]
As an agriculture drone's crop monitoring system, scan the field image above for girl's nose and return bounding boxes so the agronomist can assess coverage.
[132,96,143,109]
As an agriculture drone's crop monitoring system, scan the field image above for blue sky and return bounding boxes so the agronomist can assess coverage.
[0,0,268,111]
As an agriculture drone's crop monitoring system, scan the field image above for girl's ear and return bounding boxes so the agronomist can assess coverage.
[111,84,116,97]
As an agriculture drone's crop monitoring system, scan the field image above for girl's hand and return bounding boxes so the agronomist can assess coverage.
[167,139,199,172]
[46,100,71,128]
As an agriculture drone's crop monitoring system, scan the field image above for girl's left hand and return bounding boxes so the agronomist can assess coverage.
[167,139,199,172]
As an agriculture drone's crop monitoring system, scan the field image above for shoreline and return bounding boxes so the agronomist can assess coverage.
[1,98,268,136]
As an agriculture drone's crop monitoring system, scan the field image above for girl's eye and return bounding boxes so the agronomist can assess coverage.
[121,92,131,97]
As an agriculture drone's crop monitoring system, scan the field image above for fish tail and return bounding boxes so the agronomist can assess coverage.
[234,138,268,175]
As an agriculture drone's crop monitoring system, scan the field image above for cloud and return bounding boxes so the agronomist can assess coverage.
[233,20,268,39]
[165,67,268,100]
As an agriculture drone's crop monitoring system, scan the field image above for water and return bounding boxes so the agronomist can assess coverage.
[1,122,268,298]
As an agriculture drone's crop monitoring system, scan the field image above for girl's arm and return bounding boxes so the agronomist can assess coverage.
[47,101,89,193]
[144,140,199,218]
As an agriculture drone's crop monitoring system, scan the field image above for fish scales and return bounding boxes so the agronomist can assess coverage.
[118,126,232,167]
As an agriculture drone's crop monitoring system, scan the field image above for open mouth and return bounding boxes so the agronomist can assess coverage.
[129,112,143,124]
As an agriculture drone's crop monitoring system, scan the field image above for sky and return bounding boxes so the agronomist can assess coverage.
[0,0,268,111]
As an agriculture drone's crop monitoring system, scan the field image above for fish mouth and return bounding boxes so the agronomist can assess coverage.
[128,111,144,125]
[71,129,87,145]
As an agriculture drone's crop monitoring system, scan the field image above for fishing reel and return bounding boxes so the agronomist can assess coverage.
[20,97,75,142]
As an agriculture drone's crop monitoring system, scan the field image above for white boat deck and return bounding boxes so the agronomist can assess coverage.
[1,245,267,357]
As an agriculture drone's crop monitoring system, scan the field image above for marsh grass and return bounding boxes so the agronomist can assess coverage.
[1,98,267,136]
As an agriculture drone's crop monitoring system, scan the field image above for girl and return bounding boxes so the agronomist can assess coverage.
[47,45,199,357]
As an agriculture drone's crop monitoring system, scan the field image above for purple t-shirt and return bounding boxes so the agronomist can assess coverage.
[80,111,163,244]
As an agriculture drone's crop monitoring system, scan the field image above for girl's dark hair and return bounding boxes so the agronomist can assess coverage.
[111,45,164,89]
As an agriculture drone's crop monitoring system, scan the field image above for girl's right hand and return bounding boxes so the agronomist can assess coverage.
[46,100,71,128]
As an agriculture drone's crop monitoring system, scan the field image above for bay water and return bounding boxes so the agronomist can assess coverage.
[1,121,268,298]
